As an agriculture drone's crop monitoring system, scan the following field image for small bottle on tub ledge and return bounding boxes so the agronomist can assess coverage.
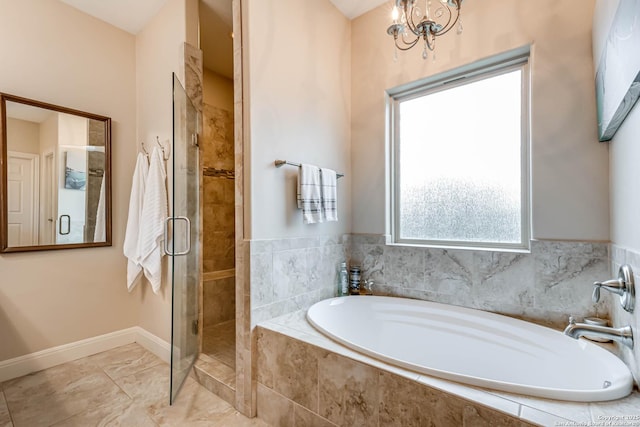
[349,265,361,295]
[338,262,349,296]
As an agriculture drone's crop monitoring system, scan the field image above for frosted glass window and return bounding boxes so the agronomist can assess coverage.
[390,59,530,250]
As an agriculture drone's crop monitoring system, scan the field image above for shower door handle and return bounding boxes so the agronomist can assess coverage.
[163,216,192,256]
[59,215,71,235]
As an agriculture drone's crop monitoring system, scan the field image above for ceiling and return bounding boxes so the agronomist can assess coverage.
[329,0,388,19]
[56,0,388,78]
[6,102,54,123]
[57,0,388,35]
[59,0,169,34]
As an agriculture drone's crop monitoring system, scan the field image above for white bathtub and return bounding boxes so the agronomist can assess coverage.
[307,296,634,402]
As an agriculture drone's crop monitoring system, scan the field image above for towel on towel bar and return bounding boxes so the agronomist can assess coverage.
[123,152,149,290]
[139,147,168,293]
[297,164,324,224]
[320,168,337,222]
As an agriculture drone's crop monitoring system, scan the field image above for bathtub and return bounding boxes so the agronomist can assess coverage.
[306,296,634,402]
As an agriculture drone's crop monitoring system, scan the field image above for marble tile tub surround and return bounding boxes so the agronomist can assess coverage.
[350,235,611,330]
[610,245,640,385]
[256,326,533,427]
[249,235,349,327]
[256,311,640,427]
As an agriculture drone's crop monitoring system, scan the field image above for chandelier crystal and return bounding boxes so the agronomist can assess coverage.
[386,0,464,59]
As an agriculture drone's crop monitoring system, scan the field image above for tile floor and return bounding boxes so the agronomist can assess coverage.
[202,320,235,369]
[0,343,269,427]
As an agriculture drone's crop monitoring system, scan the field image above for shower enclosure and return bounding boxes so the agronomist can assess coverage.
[169,73,200,404]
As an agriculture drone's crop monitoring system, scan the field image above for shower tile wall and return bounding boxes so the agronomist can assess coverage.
[349,235,610,330]
[202,101,235,364]
[204,276,236,324]
[203,103,235,274]
[610,245,640,384]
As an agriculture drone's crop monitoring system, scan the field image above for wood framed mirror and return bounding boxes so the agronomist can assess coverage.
[0,93,112,252]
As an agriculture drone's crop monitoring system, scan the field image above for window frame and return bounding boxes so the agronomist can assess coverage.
[386,47,531,252]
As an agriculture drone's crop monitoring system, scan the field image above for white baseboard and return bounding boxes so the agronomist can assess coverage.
[135,327,171,363]
[0,327,170,383]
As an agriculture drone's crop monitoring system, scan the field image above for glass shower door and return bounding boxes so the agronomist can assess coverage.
[169,73,200,404]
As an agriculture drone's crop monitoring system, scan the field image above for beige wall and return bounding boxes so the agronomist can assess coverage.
[6,118,39,154]
[610,103,640,249]
[246,0,352,239]
[39,114,59,159]
[134,0,190,343]
[351,0,608,241]
[204,69,233,110]
[0,0,138,361]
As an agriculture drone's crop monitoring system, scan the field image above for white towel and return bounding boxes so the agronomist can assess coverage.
[94,174,106,243]
[320,168,338,222]
[123,153,149,290]
[139,147,168,293]
[297,164,323,224]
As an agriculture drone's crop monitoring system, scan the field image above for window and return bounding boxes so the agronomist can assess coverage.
[387,49,530,250]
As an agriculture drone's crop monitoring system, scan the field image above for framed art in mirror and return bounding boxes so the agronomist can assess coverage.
[0,93,112,252]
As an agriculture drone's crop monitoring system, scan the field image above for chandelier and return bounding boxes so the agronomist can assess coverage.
[386,0,464,59]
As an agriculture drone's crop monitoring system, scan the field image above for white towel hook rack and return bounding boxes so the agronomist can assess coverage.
[274,159,344,178]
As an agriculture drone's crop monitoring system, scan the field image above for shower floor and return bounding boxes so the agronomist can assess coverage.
[202,319,236,369]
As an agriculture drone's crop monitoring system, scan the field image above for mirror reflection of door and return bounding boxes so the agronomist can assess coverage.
[7,151,39,247]
[3,98,110,250]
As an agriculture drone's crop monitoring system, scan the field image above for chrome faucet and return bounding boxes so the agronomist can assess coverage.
[592,264,635,313]
[564,317,634,349]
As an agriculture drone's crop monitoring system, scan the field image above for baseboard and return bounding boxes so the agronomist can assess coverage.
[0,327,170,383]
[134,327,171,363]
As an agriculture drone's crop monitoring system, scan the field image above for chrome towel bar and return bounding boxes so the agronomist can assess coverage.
[274,159,344,178]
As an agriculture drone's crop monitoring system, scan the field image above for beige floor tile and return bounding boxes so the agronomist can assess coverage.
[0,392,12,427]
[2,345,268,427]
[51,399,156,427]
[146,380,238,426]
[2,358,100,392]
[89,343,164,380]
[216,411,271,427]
[4,365,130,427]
[113,363,173,407]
